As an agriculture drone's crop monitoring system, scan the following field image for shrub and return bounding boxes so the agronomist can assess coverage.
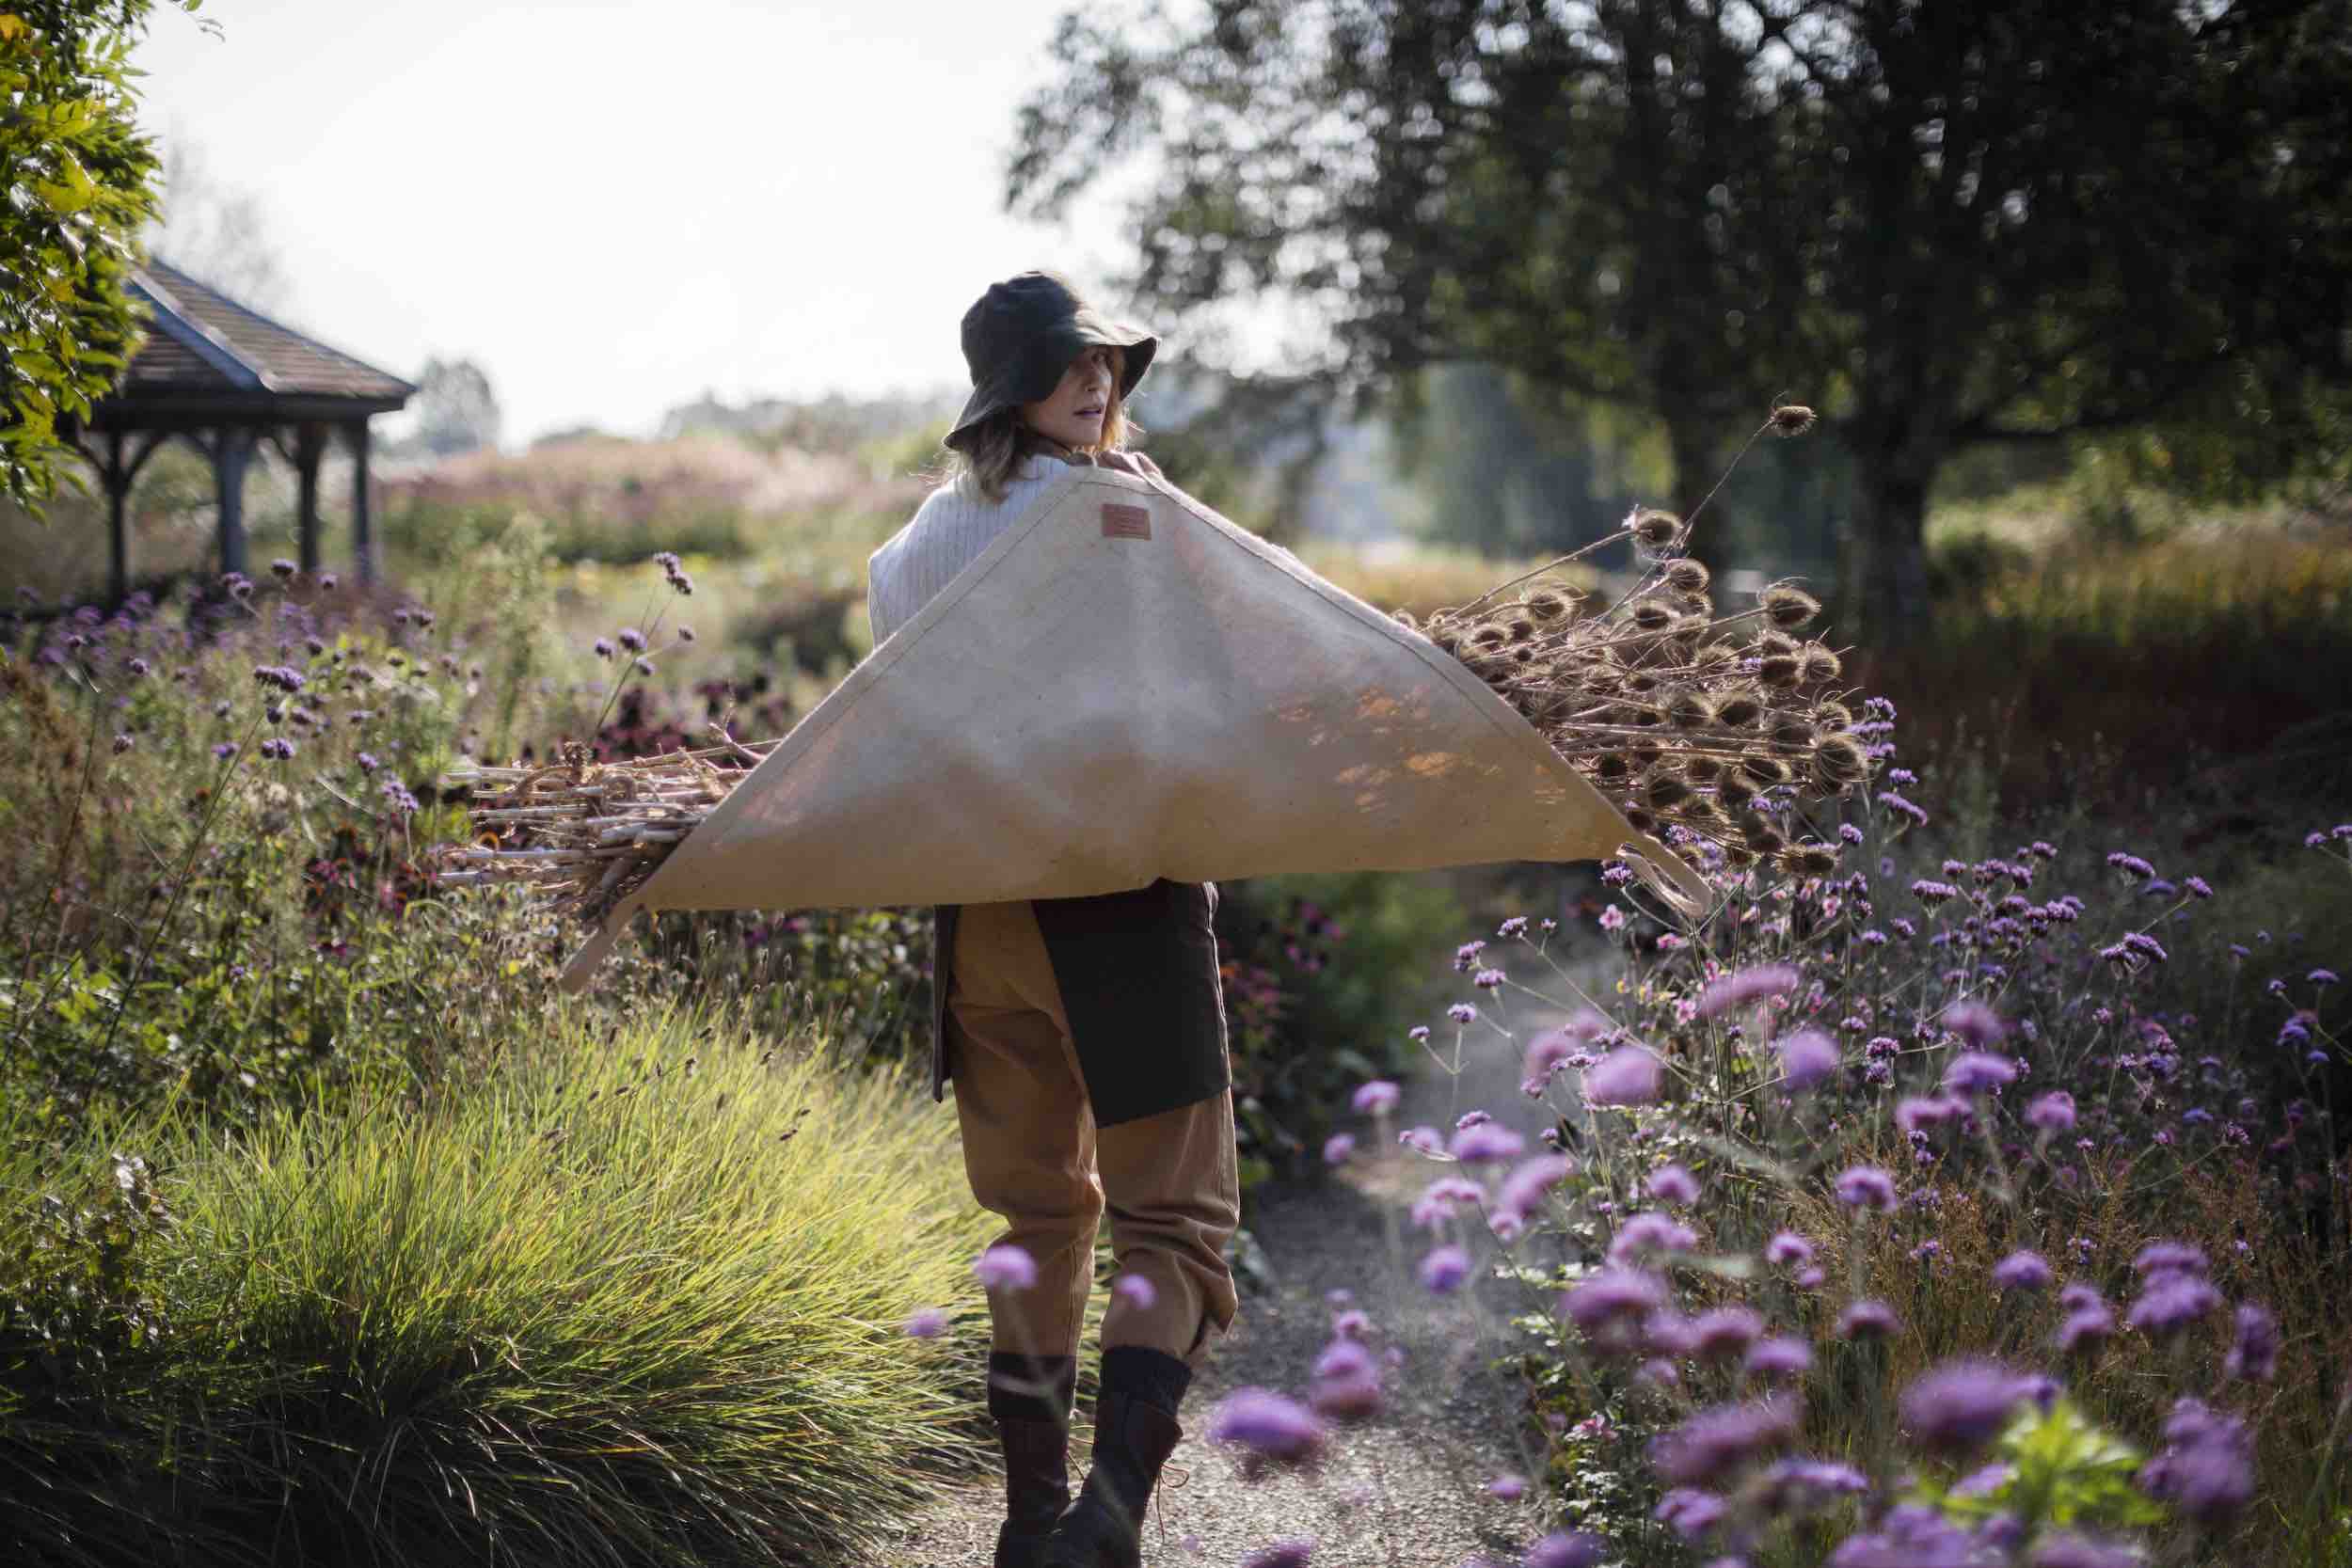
[0,1000,1055,1568]
[1295,742,2352,1563]
[1213,871,1467,1189]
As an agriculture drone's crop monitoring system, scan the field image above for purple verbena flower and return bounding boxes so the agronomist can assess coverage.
[1836,1166,1898,1212]
[1899,1359,2033,1456]
[1647,1164,1700,1205]
[1696,962,1801,1018]
[1647,1396,1803,1485]
[972,1243,1039,1292]
[1351,1079,1401,1117]
[2138,1398,2254,1525]
[1322,1132,1357,1165]
[1583,1045,1664,1106]
[1307,1336,1382,1418]
[1746,1336,1812,1378]
[1419,1243,1472,1294]
[903,1307,947,1338]
[1209,1387,1328,1466]
[2026,1091,2076,1132]
[2225,1303,2280,1382]
[1944,1052,2019,1097]
[1765,1231,1815,1267]
[1777,1028,1840,1093]
[1992,1251,2052,1291]
[1449,1122,1526,1164]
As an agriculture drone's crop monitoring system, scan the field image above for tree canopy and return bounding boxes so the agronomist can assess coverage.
[1009,0,2352,635]
[0,0,204,513]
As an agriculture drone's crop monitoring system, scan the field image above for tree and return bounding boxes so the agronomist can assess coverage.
[1008,0,2352,637]
[0,0,205,512]
[389,356,503,459]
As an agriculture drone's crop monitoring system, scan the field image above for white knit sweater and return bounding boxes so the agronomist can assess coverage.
[865,452,1084,647]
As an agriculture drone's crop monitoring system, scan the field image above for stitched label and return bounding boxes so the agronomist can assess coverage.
[1101,503,1152,541]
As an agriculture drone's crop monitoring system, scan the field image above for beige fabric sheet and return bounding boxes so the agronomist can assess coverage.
[559,467,1710,992]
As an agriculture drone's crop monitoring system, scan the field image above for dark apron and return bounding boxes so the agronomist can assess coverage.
[928,879,1231,1128]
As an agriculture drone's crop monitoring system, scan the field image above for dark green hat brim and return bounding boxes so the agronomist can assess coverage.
[946,309,1158,453]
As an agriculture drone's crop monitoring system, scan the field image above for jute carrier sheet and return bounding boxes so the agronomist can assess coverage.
[558,467,1712,992]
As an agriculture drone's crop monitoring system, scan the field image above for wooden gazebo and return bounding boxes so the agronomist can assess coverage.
[61,260,417,599]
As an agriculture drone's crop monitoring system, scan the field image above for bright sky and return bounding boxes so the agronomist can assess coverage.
[130,0,1211,446]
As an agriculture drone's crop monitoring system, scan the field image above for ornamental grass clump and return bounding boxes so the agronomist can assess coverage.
[0,998,1028,1568]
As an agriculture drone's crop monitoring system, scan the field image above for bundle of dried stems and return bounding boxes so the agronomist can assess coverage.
[437,404,1853,926]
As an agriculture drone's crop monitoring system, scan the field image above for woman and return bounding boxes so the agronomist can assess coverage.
[865,270,1241,1568]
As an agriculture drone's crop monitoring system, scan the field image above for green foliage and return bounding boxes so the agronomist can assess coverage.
[1007,0,2352,634]
[1911,1400,2165,1538]
[1212,871,1465,1187]
[0,1,200,512]
[0,1003,1032,1567]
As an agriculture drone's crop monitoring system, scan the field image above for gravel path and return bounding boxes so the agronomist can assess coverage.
[864,964,1604,1568]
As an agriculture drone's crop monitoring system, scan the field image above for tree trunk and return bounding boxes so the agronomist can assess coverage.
[1836,456,1933,645]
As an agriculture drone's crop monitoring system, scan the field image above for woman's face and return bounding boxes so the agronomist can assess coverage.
[1019,343,1123,451]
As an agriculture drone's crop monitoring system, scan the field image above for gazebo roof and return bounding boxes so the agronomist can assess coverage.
[81,259,417,429]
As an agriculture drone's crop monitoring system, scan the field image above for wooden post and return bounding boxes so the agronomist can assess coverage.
[294,422,326,574]
[347,420,375,585]
[215,428,257,578]
[106,430,131,603]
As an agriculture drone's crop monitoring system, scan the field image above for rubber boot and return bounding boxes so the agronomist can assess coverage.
[1043,1346,1191,1568]
[989,1351,1077,1568]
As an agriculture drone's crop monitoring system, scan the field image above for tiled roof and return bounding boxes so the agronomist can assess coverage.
[114,260,415,404]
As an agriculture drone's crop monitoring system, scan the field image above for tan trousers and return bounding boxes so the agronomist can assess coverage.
[948,896,1241,1369]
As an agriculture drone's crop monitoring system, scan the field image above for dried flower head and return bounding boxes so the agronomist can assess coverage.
[1629,508,1686,550]
[1770,403,1818,436]
[1762,585,1821,630]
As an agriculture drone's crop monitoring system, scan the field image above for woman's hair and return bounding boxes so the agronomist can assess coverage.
[923,372,1145,506]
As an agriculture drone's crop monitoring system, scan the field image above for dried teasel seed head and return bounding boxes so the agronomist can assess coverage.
[1757,630,1801,657]
[1511,643,1537,664]
[1763,585,1822,631]
[1470,623,1511,648]
[1629,507,1686,550]
[1811,734,1870,789]
[1696,640,1740,669]
[1667,691,1716,729]
[1664,559,1711,595]
[1507,616,1537,642]
[1626,672,1661,694]
[1431,628,1461,654]
[1623,804,1659,834]
[1716,694,1764,728]
[1770,403,1818,437]
[1758,655,1804,689]
[1629,600,1677,632]
[1812,700,1855,732]
[1629,736,1666,766]
[1740,753,1792,785]
[1801,643,1842,683]
[1672,593,1714,619]
[1684,753,1724,784]
[1717,776,1756,810]
[1522,588,1575,624]
[1644,773,1693,810]
[1780,841,1840,877]
[1722,844,1758,869]
[1740,812,1785,853]
[1768,716,1816,753]
[1593,752,1631,783]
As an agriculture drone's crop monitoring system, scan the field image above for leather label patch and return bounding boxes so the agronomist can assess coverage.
[1101,503,1152,541]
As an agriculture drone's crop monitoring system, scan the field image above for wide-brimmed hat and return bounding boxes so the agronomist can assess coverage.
[945,271,1158,453]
